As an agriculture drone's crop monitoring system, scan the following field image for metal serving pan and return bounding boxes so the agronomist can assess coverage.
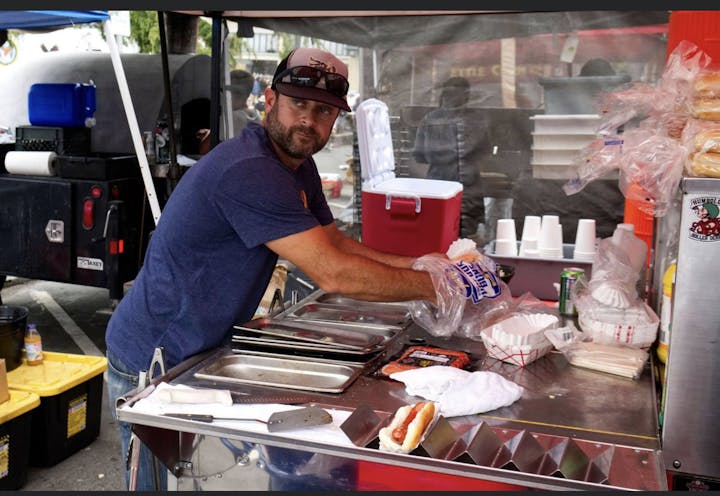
[284,302,410,329]
[194,352,363,393]
[313,293,410,310]
[234,318,386,350]
[231,335,384,356]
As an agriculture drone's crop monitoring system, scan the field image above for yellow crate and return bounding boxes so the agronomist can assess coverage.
[0,390,40,424]
[7,352,107,397]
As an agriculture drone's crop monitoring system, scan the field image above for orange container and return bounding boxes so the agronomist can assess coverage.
[667,11,720,68]
[623,184,654,267]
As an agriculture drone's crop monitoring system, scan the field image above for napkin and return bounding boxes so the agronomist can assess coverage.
[389,366,523,417]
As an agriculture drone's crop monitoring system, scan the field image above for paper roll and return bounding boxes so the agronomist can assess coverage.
[4,151,57,176]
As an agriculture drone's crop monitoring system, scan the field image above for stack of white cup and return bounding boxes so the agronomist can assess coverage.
[518,215,541,257]
[538,215,563,259]
[573,218,597,261]
[493,218,518,256]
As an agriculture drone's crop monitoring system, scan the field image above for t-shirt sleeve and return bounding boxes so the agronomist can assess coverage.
[214,160,322,248]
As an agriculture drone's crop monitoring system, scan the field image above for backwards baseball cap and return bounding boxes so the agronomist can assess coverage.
[271,48,351,112]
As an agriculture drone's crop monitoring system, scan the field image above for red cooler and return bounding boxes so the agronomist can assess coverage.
[357,99,463,257]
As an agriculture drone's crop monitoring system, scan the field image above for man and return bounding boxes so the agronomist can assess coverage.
[412,76,490,239]
[229,68,262,136]
[105,48,437,490]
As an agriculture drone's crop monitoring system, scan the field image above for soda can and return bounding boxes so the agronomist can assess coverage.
[559,267,585,316]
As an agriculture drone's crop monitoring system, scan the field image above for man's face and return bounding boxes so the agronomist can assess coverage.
[695,206,709,219]
[264,91,339,160]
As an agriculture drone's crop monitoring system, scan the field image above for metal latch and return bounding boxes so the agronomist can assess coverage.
[44,220,65,243]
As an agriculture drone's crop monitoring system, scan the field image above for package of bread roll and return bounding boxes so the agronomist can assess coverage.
[691,97,720,121]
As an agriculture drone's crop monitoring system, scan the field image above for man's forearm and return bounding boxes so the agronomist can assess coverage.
[329,228,417,268]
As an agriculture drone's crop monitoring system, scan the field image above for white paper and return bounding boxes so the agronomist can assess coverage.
[5,151,57,176]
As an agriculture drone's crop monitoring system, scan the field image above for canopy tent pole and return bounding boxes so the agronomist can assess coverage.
[102,19,162,226]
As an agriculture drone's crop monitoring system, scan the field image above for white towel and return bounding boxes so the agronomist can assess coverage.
[389,366,523,418]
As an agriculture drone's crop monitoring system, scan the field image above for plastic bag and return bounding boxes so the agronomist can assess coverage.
[571,228,659,349]
[409,251,512,338]
[544,323,649,379]
[616,130,687,217]
[562,134,625,195]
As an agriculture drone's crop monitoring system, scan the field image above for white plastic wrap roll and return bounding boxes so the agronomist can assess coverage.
[4,151,57,176]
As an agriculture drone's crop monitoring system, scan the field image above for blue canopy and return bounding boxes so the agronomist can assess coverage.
[0,11,109,30]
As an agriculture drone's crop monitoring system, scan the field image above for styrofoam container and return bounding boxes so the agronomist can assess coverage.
[530,114,601,134]
[357,98,463,256]
[531,133,597,149]
[531,148,581,165]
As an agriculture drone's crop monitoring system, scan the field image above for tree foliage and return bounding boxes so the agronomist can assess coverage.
[130,11,160,53]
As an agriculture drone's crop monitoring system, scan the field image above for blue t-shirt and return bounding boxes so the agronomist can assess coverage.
[105,123,334,372]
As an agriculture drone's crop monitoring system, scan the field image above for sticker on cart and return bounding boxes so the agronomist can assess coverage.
[444,261,502,304]
[77,257,104,271]
[67,394,88,438]
[688,197,720,242]
[0,434,9,478]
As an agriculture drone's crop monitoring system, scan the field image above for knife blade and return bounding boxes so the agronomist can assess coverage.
[163,406,333,432]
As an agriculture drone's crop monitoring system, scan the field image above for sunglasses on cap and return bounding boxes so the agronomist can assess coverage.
[273,66,349,99]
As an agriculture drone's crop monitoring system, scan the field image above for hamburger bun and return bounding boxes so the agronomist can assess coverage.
[378,402,436,454]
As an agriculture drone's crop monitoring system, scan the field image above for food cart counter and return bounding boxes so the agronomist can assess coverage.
[116,306,665,491]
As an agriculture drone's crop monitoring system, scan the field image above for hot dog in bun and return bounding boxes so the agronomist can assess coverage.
[378,401,437,453]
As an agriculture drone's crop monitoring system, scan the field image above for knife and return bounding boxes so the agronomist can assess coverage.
[163,406,333,432]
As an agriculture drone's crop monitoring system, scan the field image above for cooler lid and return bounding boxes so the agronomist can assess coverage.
[365,177,463,199]
[356,98,396,187]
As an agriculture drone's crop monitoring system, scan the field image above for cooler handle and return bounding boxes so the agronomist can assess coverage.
[385,194,421,216]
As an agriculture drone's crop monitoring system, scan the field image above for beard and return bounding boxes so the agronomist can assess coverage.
[265,103,328,159]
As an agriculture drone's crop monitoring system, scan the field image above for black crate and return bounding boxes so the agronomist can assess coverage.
[27,373,103,467]
[15,126,91,155]
[57,153,140,180]
[0,407,32,489]
[0,391,38,490]
[0,143,13,173]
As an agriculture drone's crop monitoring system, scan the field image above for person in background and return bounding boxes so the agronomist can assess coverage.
[229,69,263,136]
[412,76,490,239]
[579,58,616,77]
[105,47,438,491]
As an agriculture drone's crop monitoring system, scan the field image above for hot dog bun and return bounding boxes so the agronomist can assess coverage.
[692,97,720,121]
[694,129,720,153]
[690,152,720,178]
[378,401,436,454]
[694,71,720,98]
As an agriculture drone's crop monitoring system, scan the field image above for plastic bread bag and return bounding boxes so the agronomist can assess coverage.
[680,118,720,177]
[563,135,625,195]
[410,248,512,338]
[660,40,712,111]
[595,41,710,135]
[617,130,688,217]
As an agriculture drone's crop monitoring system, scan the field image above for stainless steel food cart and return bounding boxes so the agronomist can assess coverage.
[116,291,665,491]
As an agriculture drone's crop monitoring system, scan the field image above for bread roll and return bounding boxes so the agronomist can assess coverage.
[378,402,436,454]
[694,71,720,98]
[694,129,720,152]
[692,97,720,121]
[690,152,720,178]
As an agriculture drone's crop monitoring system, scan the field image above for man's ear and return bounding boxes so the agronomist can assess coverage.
[264,87,277,114]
